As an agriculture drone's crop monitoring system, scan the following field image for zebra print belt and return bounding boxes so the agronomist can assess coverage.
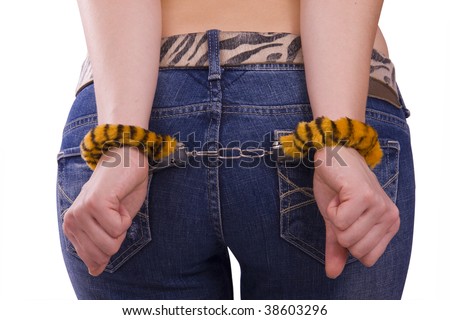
[75,31,401,108]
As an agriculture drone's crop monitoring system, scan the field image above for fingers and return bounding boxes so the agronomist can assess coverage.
[355,216,400,267]
[76,215,126,257]
[71,230,111,276]
[314,146,401,277]
[63,209,128,275]
[63,219,109,275]
[359,232,397,267]
[324,221,348,279]
[79,193,132,238]
[62,153,149,277]
[324,212,399,279]
[321,181,399,275]
[66,202,129,253]
[327,188,376,231]
[332,206,383,248]
[329,198,400,269]
[63,203,129,276]
[347,214,399,262]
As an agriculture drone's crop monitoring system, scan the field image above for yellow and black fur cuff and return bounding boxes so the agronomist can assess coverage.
[80,124,177,170]
[279,117,383,168]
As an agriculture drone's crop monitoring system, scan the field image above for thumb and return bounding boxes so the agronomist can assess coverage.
[324,220,348,279]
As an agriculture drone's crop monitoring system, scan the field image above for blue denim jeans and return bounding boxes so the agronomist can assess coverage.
[57,30,415,299]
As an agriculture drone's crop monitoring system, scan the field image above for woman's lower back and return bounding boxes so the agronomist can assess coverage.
[161,0,389,56]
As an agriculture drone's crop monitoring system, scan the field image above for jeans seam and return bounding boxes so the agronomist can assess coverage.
[151,109,209,120]
[63,114,97,135]
[366,109,408,131]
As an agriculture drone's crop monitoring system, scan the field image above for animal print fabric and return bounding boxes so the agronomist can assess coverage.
[75,31,400,107]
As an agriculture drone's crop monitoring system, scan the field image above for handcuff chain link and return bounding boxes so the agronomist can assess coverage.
[182,144,278,160]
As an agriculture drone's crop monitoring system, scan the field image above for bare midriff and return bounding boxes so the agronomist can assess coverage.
[161,0,389,57]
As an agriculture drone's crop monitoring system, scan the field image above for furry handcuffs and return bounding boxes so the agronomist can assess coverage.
[279,117,383,169]
[80,124,177,170]
[80,118,382,170]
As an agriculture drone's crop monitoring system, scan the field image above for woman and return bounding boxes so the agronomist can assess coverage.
[57,0,415,299]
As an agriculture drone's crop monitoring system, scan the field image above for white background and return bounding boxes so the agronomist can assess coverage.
[0,0,448,315]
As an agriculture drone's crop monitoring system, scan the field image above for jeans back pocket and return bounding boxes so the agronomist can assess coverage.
[57,147,152,273]
[275,129,400,265]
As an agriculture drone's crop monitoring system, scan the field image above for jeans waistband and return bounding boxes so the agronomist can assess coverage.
[75,30,401,108]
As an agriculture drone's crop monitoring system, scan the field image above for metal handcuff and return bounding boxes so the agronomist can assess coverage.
[148,141,287,173]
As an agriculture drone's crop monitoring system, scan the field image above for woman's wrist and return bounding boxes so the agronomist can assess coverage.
[312,111,365,123]
[98,146,149,170]
[313,145,363,168]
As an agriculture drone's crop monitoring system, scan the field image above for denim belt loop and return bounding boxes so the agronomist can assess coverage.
[207,29,222,81]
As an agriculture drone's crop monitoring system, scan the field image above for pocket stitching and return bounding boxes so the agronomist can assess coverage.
[57,182,74,205]
[382,170,399,190]
[281,216,325,263]
[278,170,314,198]
[281,187,315,200]
[280,198,316,214]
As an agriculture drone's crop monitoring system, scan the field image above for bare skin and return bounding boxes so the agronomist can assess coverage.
[161,0,389,57]
[65,0,399,278]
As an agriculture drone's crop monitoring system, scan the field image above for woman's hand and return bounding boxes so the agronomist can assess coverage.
[63,147,149,276]
[313,146,400,279]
